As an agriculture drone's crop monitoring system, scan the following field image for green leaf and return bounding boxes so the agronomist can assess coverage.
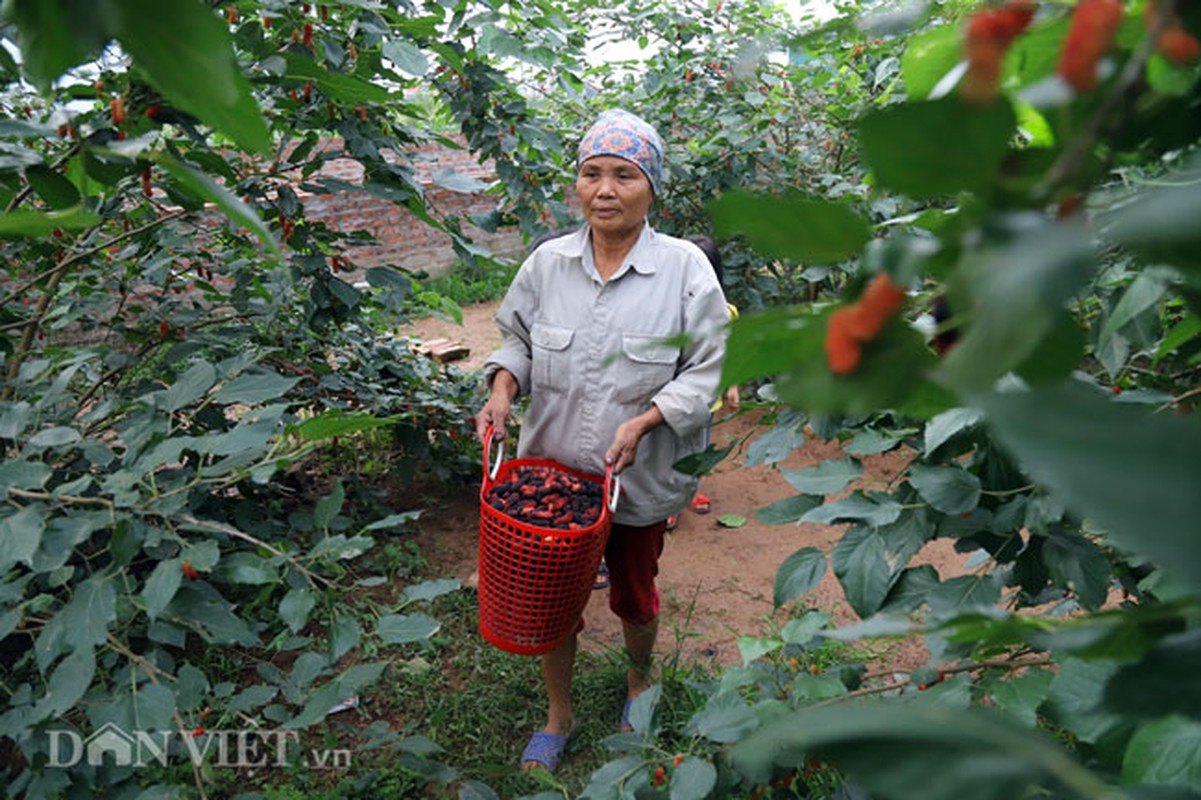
[156,154,279,257]
[290,410,399,441]
[942,223,1095,391]
[285,662,385,729]
[0,460,49,492]
[377,613,441,644]
[213,371,299,405]
[781,611,833,644]
[907,464,981,514]
[1155,315,1201,364]
[625,684,660,736]
[1045,657,1132,745]
[671,757,717,800]
[722,305,814,388]
[975,383,1201,586]
[927,574,1001,615]
[110,0,270,153]
[924,408,984,456]
[313,480,345,530]
[775,311,956,418]
[983,668,1055,727]
[25,164,80,210]
[382,39,429,78]
[459,780,499,800]
[1123,717,1201,790]
[363,511,422,531]
[831,526,891,618]
[844,428,906,455]
[0,206,101,237]
[279,588,316,634]
[687,690,759,743]
[404,579,460,603]
[730,701,1091,800]
[165,583,259,645]
[1099,271,1169,352]
[309,534,374,561]
[900,24,961,100]
[801,492,902,527]
[28,426,80,448]
[1014,309,1087,386]
[280,52,393,103]
[0,401,32,439]
[35,575,116,670]
[710,191,871,263]
[329,614,361,662]
[744,422,806,466]
[1043,528,1111,611]
[4,0,106,88]
[477,24,526,60]
[756,494,822,525]
[33,646,95,720]
[1101,171,1201,273]
[880,565,941,613]
[213,551,278,585]
[163,361,216,412]
[131,682,177,731]
[581,755,643,798]
[716,513,747,528]
[0,508,44,571]
[142,558,183,622]
[773,547,828,608]
[782,458,863,495]
[857,98,1017,199]
[1105,629,1201,721]
[227,684,278,713]
[739,636,783,665]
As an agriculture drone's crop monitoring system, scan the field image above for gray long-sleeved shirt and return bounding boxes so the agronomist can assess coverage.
[483,224,728,525]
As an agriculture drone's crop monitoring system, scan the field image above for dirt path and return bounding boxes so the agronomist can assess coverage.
[399,301,968,673]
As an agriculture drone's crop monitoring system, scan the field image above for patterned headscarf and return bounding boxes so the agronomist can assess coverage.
[576,109,664,196]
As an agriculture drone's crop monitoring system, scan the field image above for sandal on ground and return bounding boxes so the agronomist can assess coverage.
[593,561,610,590]
[691,492,712,514]
[521,728,575,772]
[666,514,679,531]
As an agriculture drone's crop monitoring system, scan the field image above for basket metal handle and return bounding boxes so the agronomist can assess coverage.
[604,464,621,514]
[483,425,505,483]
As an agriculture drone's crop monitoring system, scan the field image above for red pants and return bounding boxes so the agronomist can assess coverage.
[604,520,667,625]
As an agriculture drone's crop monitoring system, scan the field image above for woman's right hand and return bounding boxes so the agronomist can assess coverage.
[475,369,519,443]
[474,397,510,444]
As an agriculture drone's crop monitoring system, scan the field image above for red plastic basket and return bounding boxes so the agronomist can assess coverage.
[477,429,620,655]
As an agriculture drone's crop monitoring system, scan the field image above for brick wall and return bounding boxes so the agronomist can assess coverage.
[300,137,568,278]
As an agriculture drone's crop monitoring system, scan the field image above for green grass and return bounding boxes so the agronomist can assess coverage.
[235,581,869,800]
[358,589,716,798]
[239,585,738,799]
[420,259,520,307]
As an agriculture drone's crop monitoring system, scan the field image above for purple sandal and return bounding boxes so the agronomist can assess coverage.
[521,729,573,772]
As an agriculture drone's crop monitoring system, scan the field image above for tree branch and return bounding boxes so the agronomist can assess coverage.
[177,514,332,589]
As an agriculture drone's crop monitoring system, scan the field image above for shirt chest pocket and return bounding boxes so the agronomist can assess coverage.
[531,323,575,394]
[615,334,679,404]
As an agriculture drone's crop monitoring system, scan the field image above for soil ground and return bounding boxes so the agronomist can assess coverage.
[399,301,969,673]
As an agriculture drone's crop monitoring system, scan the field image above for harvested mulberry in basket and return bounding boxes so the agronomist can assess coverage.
[484,465,604,530]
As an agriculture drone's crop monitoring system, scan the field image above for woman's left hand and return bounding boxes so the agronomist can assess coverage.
[604,406,664,474]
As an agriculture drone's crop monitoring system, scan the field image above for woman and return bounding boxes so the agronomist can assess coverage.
[474,108,728,772]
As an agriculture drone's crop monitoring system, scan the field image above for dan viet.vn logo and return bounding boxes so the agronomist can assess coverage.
[47,722,352,770]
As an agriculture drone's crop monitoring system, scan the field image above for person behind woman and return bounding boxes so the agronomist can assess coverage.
[666,234,740,528]
[474,109,728,772]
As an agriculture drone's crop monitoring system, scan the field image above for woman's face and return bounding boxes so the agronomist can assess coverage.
[576,155,653,239]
